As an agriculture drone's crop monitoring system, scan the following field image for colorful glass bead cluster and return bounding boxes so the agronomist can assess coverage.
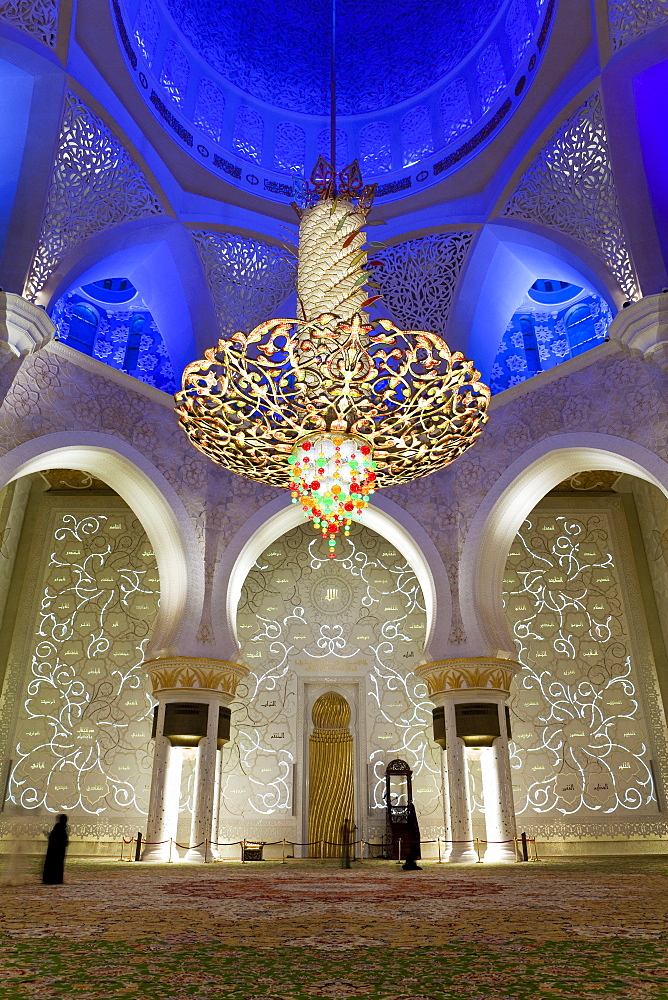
[288,433,377,556]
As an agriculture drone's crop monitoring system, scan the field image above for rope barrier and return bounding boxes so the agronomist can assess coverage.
[118,832,541,860]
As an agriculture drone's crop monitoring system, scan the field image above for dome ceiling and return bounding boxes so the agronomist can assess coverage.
[115,0,555,205]
[162,0,505,115]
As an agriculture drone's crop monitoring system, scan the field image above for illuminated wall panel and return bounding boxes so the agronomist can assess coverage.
[230,522,440,840]
[502,496,668,837]
[1,495,159,827]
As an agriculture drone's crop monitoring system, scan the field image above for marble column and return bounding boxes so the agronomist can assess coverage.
[142,657,248,864]
[480,705,517,862]
[417,657,521,865]
[442,699,477,863]
[142,702,183,861]
[185,702,219,863]
[209,749,223,860]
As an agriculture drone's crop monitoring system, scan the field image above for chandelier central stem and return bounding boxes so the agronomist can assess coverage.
[330,0,337,175]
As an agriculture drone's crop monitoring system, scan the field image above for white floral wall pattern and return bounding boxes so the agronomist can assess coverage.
[191,230,296,338]
[0,0,59,47]
[503,497,667,831]
[374,232,474,339]
[25,91,164,301]
[3,496,159,817]
[227,523,441,837]
[502,92,639,301]
[608,0,668,51]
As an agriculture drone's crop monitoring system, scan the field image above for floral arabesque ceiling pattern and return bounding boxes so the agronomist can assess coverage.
[502,91,639,301]
[190,230,297,338]
[608,0,668,51]
[0,0,58,47]
[24,91,164,302]
[160,0,504,115]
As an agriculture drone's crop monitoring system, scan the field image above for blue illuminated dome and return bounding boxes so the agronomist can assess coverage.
[116,0,555,203]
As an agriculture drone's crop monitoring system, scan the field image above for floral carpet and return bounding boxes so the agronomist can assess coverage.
[1,855,668,998]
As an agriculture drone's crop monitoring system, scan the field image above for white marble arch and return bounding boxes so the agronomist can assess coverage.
[459,431,668,657]
[214,492,450,662]
[0,431,204,660]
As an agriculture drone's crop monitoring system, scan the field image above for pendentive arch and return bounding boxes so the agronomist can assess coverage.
[37,216,218,375]
[215,493,450,662]
[0,431,204,660]
[448,222,619,380]
[459,433,668,657]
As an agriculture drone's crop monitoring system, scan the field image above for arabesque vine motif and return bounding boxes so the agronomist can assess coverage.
[504,502,662,818]
[608,0,668,50]
[6,505,160,815]
[25,91,164,301]
[503,92,638,300]
[0,0,58,47]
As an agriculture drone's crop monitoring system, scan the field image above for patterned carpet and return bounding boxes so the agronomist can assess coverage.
[1,855,668,998]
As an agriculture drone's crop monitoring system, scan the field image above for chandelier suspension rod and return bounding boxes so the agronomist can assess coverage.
[330,0,337,174]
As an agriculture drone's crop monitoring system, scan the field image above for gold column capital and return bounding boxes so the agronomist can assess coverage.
[415,657,522,698]
[143,656,249,700]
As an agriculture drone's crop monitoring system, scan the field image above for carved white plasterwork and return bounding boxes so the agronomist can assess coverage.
[374,232,474,339]
[608,0,668,51]
[25,91,164,301]
[0,495,159,823]
[191,230,297,337]
[223,522,440,834]
[0,0,58,47]
[503,499,667,824]
[503,92,639,301]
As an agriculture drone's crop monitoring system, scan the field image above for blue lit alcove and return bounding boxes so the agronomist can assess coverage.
[52,278,178,394]
[488,279,612,394]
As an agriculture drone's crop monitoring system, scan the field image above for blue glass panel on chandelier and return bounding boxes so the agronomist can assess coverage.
[489,285,612,394]
[52,279,178,394]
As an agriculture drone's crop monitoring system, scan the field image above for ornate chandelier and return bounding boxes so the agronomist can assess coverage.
[175,157,490,557]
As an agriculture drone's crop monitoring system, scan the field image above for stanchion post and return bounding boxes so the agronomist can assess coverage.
[398,838,402,865]
[437,837,442,863]
[281,839,286,864]
[134,832,142,862]
[521,831,529,862]
[119,839,124,862]
[532,836,539,862]
[204,838,208,864]
[514,836,520,862]
[475,838,482,862]
[169,838,173,863]
[241,839,246,863]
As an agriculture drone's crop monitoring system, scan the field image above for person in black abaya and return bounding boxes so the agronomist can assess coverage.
[42,814,68,884]
[402,802,422,870]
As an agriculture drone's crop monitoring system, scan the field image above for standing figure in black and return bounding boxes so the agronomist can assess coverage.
[402,803,422,871]
[42,814,68,885]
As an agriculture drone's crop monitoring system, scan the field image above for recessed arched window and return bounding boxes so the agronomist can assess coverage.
[275,122,306,174]
[160,41,189,106]
[124,315,145,372]
[519,316,541,373]
[232,105,264,164]
[565,303,597,356]
[194,79,225,144]
[359,122,392,174]
[68,303,99,355]
[401,106,434,167]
